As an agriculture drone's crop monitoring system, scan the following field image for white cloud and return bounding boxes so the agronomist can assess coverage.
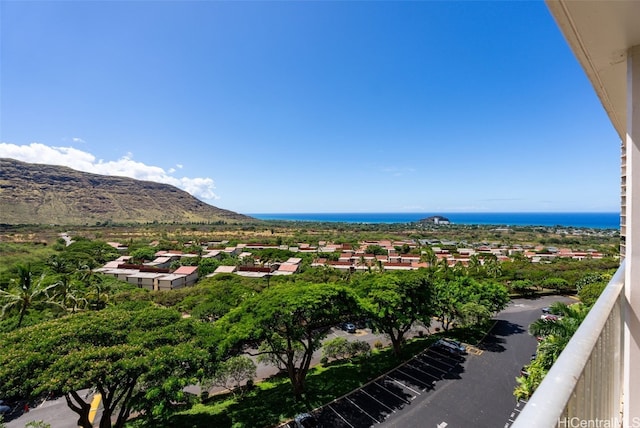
[381,166,415,177]
[0,142,219,201]
[72,137,86,143]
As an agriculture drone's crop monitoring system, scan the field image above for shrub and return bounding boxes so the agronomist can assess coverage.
[578,281,607,306]
[322,337,372,361]
[203,356,257,398]
[322,337,350,361]
[25,422,52,428]
[348,340,372,358]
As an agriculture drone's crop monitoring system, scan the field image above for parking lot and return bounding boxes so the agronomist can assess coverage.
[285,296,574,428]
[285,344,468,428]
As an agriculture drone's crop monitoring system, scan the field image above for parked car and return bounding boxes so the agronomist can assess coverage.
[540,314,559,321]
[520,366,530,378]
[0,400,11,415]
[434,338,467,355]
[541,307,551,314]
[342,322,356,333]
[294,412,318,428]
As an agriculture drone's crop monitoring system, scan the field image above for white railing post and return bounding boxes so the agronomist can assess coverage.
[625,43,640,428]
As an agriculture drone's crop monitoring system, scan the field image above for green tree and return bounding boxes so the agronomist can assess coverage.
[578,281,607,306]
[575,272,606,292]
[77,266,108,310]
[468,254,482,275]
[432,278,462,332]
[217,283,359,400]
[322,337,351,361]
[0,306,213,428]
[420,248,437,267]
[0,264,57,328]
[46,255,73,275]
[483,255,503,278]
[432,276,508,331]
[322,337,370,361]
[541,277,570,293]
[511,279,534,296]
[359,270,434,357]
[50,272,86,313]
[63,239,119,268]
[365,245,387,256]
[129,247,157,264]
[459,301,491,327]
[196,257,221,277]
[203,356,256,398]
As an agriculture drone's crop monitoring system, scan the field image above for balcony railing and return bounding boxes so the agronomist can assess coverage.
[512,260,626,428]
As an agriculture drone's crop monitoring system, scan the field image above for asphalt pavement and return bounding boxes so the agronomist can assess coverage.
[4,389,96,428]
[284,294,574,428]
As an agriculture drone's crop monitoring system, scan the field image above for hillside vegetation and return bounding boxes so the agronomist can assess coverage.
[0,158,255,225]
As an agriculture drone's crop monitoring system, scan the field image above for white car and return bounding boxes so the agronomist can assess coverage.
[434,338,467,355]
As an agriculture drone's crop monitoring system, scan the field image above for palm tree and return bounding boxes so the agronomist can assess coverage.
[485,258,502,279]
[467,254,482,275]
[51,273,87,313]
[436,257,449,273]
[46,255,72,275]
[77,265,107,310]
[528,302,588,341]
[0,264,57,328]
[420,248,437,268]
[516,302,590,400]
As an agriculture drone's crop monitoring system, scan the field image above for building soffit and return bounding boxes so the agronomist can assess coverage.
[546,0,640,141]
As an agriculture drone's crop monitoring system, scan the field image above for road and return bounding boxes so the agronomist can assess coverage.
[4,389,96,428]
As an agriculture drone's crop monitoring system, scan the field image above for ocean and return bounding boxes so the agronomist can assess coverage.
[247,212,620,229]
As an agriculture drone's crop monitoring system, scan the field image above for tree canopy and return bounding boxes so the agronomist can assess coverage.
[0,305,214,428]
[432,276,509,331]
[356,270,434,357]
[216,282,359,400]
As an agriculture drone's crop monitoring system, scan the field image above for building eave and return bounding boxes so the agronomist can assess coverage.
[546,0,640,140]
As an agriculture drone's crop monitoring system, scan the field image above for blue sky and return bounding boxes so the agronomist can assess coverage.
[0,1,620,214]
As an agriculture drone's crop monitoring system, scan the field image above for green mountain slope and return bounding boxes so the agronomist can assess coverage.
[0,158,255,225]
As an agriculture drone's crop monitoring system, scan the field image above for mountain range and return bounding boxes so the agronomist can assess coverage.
[0,158,255,225]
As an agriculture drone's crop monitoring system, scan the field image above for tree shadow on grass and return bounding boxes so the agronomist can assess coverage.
[169,378,304,428]
[168,411,233,428]
[168,362,382,428]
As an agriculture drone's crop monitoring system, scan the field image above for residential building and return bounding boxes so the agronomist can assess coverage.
[172,265,198,286]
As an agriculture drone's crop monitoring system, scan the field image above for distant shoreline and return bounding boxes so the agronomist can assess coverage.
[247,212,620,229]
